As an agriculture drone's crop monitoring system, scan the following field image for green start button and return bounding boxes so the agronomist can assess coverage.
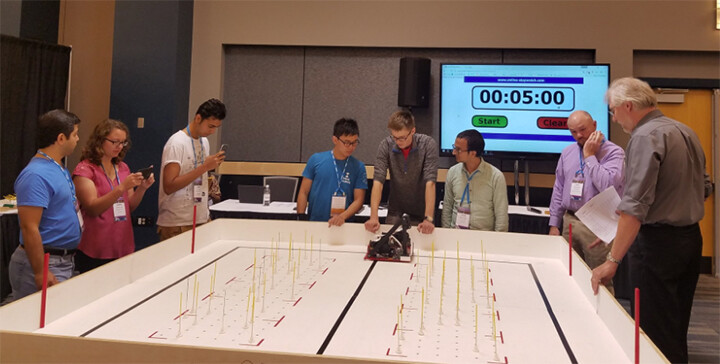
[472,115,508,128]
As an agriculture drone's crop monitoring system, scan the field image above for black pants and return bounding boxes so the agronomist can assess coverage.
[628,223,702,364]
[74,250,116,274]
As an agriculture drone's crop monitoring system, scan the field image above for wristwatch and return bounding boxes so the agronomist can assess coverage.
[606,252,621,264]
[424,216,434,223]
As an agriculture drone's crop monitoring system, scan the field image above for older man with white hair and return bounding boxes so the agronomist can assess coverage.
[591,77,713,363]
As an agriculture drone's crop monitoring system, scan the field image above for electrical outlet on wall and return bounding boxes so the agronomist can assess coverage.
[133,216,154,226]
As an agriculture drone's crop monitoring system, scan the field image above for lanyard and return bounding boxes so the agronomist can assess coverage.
[186,125,205,168]
[100,163,121,191]
[460,168,479,205]
[576,146,585,178]
[331,151,349,194]
[37,150,77,206]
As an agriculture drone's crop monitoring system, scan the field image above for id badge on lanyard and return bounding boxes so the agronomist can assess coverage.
[457,170,478,229]
[113,197,127,222]
[331,192,346,217]
[193,178,204,203]
[572,147,585,201]
[76,202,85,231]
[456,205,471,229]
[570,177,584,201]
[331,151,349,217]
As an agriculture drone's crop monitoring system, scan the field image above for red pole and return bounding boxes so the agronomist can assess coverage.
[191,205,197,254]
[634,287,640,364]
[568,223,572,276]
[39,252,49,328]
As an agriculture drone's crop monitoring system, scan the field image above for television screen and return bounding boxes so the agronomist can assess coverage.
[440,64,610,158]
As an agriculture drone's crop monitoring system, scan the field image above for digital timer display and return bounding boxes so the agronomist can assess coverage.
[440,64,610,156]
[471,86,575,111]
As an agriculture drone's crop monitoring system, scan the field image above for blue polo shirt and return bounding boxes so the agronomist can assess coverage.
[15,157,81,249]
[302,151,368,221]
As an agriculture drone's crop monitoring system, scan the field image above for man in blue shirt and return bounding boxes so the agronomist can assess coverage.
[297,118,367,225]
[9,110,82,301]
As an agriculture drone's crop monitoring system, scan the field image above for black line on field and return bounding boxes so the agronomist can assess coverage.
[316,260,377,354]
[528,264,578,364]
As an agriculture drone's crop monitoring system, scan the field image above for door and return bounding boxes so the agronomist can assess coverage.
[656,89,716,273]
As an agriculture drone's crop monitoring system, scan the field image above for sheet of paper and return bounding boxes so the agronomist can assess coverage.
[574,187,621,243]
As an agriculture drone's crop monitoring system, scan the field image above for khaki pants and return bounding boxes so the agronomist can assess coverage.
[562,212,614,294]
[157,224,203,241]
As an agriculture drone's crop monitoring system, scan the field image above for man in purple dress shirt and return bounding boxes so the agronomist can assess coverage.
[549,110,625,293]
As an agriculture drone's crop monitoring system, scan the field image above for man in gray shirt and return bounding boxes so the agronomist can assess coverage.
[591,77,713,363]
[364,110,439,234]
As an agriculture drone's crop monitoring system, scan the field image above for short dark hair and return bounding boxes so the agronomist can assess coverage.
[333,118,359,138]
[37,109,81,149]
[195,98,226,120]
[457,129,485,156]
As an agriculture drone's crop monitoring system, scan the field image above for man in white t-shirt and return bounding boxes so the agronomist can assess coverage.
[157,99,227,240]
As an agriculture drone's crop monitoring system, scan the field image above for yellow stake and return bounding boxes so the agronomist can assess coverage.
[492,298,497,343]
[253,249,257,287]
[213,262,218,292]
[420,287,425,328]
[251,287,256,323]
[246,286,251,315]
[431,241,435,274]
[425,265,429,293]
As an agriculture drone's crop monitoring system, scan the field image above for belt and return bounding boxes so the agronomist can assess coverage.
[643,222,698,230]
[44,247,77,256]
[566,210,577,216]
[19,245,77,256]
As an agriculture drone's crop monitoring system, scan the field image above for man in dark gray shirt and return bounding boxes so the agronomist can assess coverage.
[591,77,713,363]
[364,111,439,234]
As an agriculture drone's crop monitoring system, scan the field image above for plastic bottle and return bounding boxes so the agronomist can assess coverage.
[263,184,271,206]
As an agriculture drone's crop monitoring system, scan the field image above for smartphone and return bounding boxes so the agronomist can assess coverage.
[138,166,153,179]
[220,144,229,154]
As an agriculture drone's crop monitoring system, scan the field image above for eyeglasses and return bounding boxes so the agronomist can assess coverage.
[391,131,412,143]
[338,138,360,147]
[451,144,468,153]
[105,138,129,147]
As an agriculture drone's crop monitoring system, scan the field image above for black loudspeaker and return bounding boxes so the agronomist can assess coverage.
[398,57,431,108]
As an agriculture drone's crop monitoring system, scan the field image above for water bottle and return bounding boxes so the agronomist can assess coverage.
[263,184,271,206]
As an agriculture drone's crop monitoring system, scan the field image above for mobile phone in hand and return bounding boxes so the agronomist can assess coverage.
[220,144,229,154]
[138,166,153,179]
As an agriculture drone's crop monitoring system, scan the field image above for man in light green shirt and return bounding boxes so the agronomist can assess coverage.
[442,130,508,231]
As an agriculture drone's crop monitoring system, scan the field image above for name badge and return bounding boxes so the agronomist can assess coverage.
[113,197,127,222]
[77,210,84,231]
[570,179,584,200]
[193,178,203,203]
[330,193,346,217]
[456,205,471,229]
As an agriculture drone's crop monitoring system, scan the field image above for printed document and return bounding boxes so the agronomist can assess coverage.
[575,187,621,244]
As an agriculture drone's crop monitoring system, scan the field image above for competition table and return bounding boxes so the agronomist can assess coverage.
[0,219,667,363]
[210,200,550,234]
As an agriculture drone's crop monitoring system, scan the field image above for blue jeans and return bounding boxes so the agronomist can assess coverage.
[8,246,75,301]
